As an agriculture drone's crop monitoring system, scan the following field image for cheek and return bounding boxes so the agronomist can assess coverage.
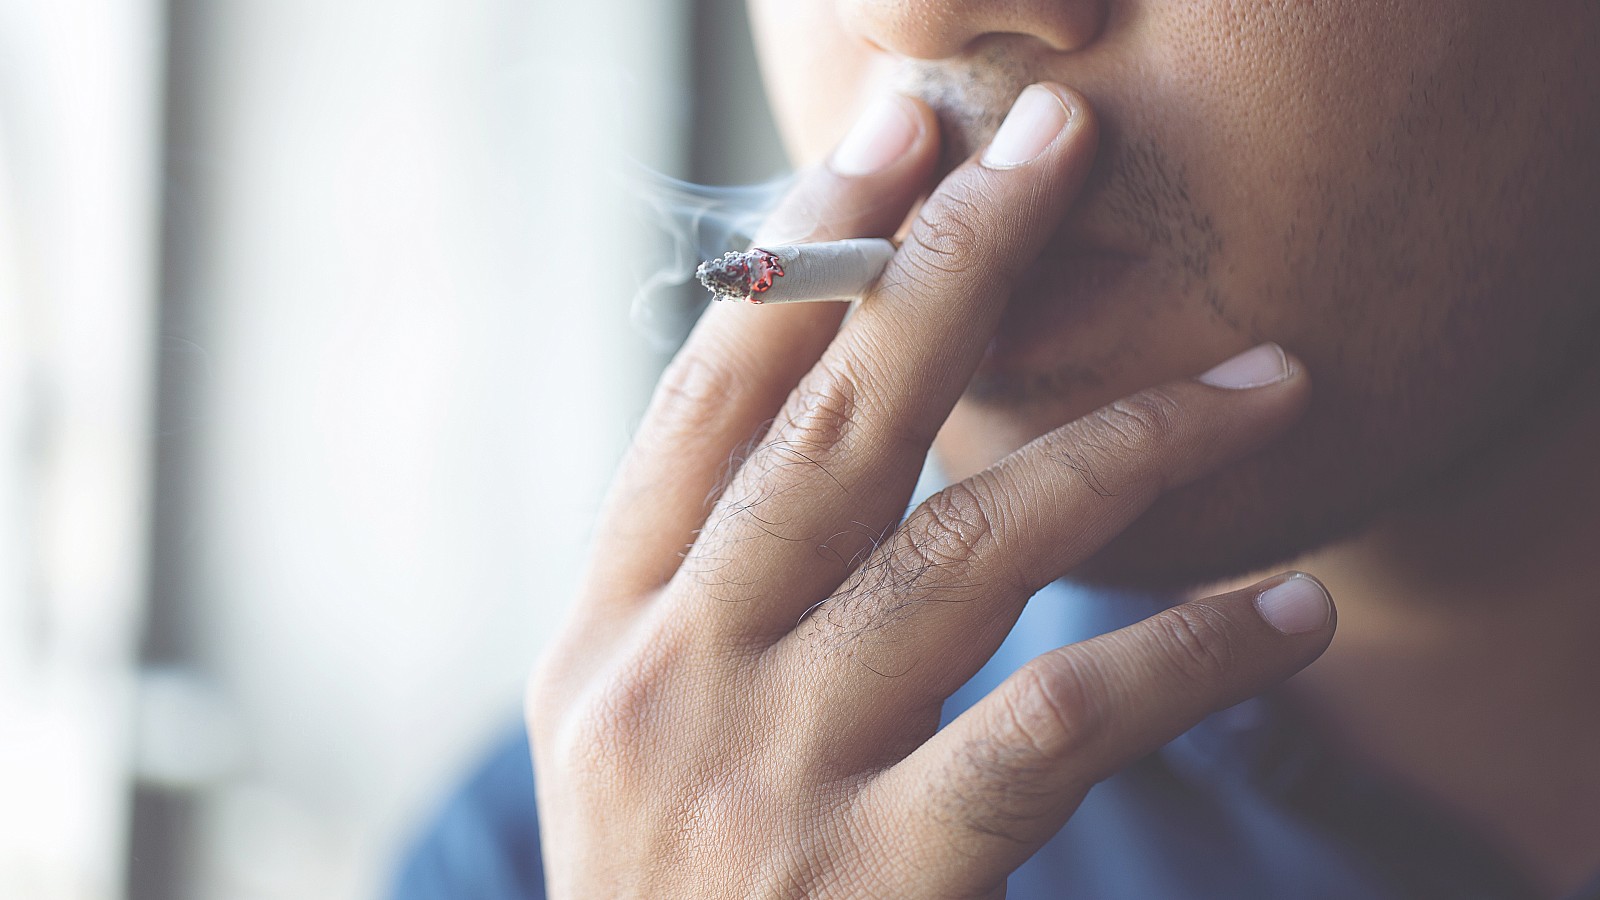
[1138,3,1600,495]
[747,0,884,165]
[1133,4,1463,349]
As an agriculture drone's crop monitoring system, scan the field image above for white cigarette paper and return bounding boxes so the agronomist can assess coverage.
[696,238,896,305]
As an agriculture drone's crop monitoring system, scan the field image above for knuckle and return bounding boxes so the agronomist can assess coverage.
[751,350,927,481]
[883,477,1030,595]
[778,361,863,457]
[695,361,866,549]
[995,661,1100,764]
[903,185,991,279]
[1056,389,1186,500]
[812,480,1016,644]
[648,351,746,442]
[569,679,652,776]
[524,625,605,741]
[906,482,996,565]
[1153,603,1240,682]
[547,644,680,786]
[523,653,564,738]
[1088,389,1184,453]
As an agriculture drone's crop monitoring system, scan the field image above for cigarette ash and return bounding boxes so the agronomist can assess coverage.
[696,248,785,303]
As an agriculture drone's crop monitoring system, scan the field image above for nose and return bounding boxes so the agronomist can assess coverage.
[837,0,1108,58]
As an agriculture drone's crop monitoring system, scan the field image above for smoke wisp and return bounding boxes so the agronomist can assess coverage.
[622,163,795,348]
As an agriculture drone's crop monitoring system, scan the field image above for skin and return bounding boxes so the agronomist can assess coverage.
[530,1,1600,896]
[755,1,1600,592]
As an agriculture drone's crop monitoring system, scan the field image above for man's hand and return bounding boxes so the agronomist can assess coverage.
[527,84,1334,898]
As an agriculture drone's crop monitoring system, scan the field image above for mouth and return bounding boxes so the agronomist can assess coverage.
[888,66,1192,397]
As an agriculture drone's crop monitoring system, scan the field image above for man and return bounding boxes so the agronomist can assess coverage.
[396,2,1600,897]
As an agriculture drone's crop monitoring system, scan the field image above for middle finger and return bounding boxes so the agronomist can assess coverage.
[673,84,1099,644]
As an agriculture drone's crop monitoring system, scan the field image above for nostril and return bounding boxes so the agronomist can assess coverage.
[1017,27,1095,55]
[839,0,1109,61]
[858,35,890,55]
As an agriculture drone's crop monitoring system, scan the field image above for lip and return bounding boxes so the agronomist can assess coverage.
[981,248,1143,371]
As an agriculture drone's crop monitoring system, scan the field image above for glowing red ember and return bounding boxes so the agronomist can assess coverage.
[696,248,786,303]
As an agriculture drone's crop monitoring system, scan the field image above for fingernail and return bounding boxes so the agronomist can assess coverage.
[830,95,920,177]
[1197,343,1290,390]
[982,85,1070,169]
[1254,574,1331,635]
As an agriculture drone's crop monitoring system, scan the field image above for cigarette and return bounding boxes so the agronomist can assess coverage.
[696,238,897,305]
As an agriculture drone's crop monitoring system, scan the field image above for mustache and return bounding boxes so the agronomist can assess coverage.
[891,53,1027,175]
[890,56,1213,272]
[888,56,1227,409]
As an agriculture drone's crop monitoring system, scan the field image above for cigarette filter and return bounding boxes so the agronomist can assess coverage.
[696,238,897,304]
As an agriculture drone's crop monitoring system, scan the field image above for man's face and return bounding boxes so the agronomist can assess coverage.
[747,1,1600,591]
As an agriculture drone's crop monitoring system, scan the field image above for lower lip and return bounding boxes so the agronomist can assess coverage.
[982,252,1141,369]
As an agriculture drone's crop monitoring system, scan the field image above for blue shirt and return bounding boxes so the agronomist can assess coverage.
[391,575,1600,899]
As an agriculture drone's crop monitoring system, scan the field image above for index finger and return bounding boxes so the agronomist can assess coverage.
[579,95,941,604]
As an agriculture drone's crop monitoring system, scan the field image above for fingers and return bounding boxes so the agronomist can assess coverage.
[782,344,1311,714]
[866,572,1336,895]
[676,84,1099,642]
[580,95,940,604]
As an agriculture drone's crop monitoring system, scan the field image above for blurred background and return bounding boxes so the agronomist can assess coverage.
[0,0,784,897]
